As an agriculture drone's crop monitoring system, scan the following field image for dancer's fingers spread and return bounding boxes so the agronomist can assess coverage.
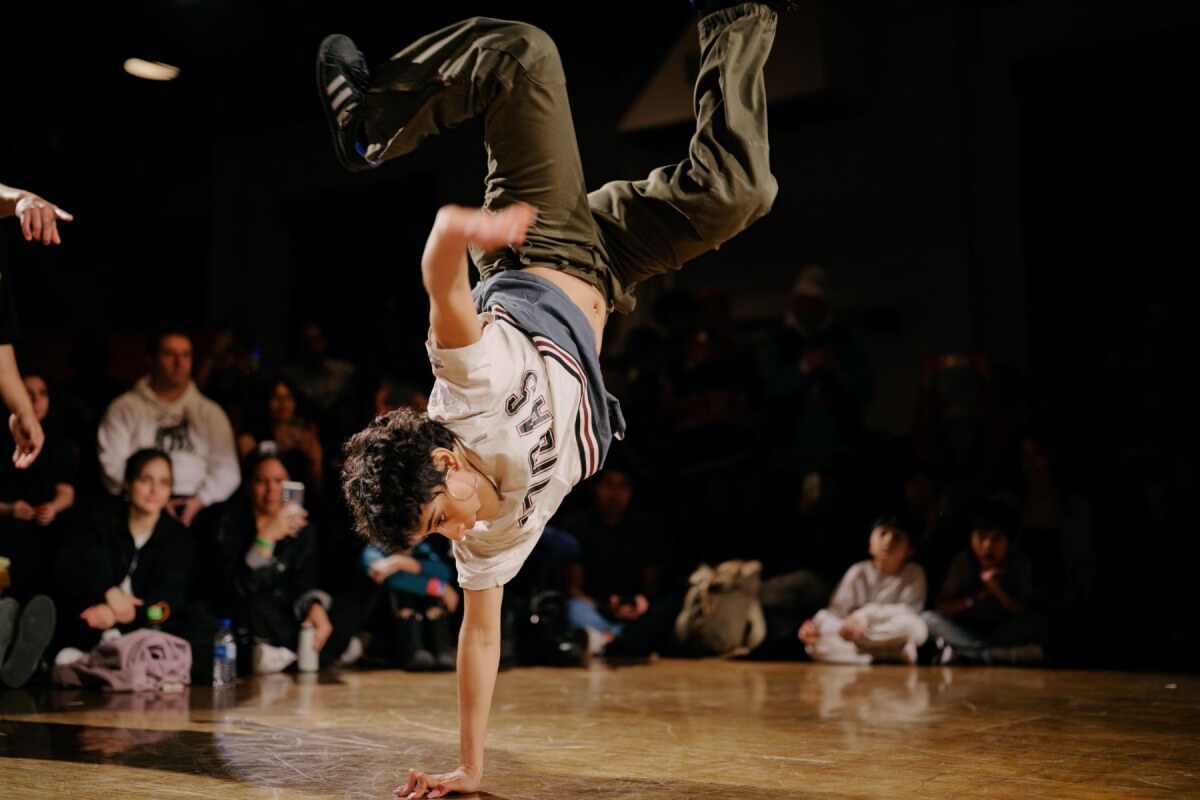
[55,206,73,222]
[396,769,417,796]
[43,208,57,244]
[29,210,42,242]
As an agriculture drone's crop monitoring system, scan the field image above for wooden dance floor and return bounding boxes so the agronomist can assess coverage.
[1,660,1196,798]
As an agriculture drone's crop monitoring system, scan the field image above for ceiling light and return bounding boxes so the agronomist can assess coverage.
[123,58,180,81]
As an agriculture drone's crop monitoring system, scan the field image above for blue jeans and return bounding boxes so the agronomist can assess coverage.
[566,598,624,637]
[922,610,1047,663]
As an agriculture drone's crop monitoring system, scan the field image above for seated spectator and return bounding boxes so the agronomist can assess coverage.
[55,450,195,660]
[97,330,240,526]
[363,542,458,671]
[203,453,360,673]
[921,504,1047,665]
[798,515,927,664]
[0,372,76,602]
[280,322,357,415]
[236,378,325,495]
[559,463,668,656]
[372,376,428,418]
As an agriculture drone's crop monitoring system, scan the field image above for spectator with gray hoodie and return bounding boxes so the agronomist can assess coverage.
[97,330,240,526]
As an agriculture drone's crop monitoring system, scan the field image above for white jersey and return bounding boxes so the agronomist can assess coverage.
[427,310,602,590]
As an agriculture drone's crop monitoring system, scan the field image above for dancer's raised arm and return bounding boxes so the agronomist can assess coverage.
[422,204,536,349]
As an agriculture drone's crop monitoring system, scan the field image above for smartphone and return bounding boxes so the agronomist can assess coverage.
[281,481,306,512]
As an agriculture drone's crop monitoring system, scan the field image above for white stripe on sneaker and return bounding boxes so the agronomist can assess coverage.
[325,74,346,96]
[330,86,353,110]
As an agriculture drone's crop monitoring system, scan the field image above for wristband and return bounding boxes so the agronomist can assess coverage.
[254,536,275,550]
[426,577,445,598]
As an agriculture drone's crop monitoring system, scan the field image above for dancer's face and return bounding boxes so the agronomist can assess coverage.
[413,451,483,544]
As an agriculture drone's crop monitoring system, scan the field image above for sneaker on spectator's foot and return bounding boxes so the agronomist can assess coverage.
[934,636,957,666]
[333,635,364,668]
[692,0,798,16]
[0,598,18,665]
[0,595,55,689]
[986,644,1045,666]
[316,34,379,172]
[252,642,297,675]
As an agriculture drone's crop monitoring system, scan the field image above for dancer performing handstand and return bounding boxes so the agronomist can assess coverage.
[323,2,788,796]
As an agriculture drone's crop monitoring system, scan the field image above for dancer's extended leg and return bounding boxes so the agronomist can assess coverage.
[588,3,779,313]
[362,18,609,296]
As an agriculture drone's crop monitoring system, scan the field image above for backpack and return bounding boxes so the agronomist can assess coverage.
[673,560,767,656]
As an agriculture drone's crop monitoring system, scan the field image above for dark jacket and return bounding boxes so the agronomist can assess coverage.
[201,497,328,647]
[56,505,195,636]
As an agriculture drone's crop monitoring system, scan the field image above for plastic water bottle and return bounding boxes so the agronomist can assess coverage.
[213,618,237,689]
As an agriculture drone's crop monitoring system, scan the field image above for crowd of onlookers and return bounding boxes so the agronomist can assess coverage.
[0,260,1192,690]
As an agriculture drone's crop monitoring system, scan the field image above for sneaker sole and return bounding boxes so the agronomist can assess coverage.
[1,595,56,689]
[315,34,374,173]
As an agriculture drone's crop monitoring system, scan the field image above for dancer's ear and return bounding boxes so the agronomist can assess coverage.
[430,447,457,474]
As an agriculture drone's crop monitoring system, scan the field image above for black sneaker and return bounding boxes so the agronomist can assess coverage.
[1,595,55,689]
[692,0,798,15]
[316,33,379,173]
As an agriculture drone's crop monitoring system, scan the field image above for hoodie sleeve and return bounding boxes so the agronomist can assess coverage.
[193,400,240,506]
[97,396,137,495]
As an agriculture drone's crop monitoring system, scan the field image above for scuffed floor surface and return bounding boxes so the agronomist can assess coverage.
[1,660,1197,798]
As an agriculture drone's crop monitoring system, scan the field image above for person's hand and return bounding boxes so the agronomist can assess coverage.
[461,203,537,252]
[395,765,481,799]
[369,554,419,584]
[441,583,460,615]
[839,617,863,642]
[259,507,308,544]
[11,500,36,521]
[178,497,205,527]
[14,192,73,245]
[81,603,118,630]
[798,619,819,645]
[297,425,323,462]
[607,594,648,622]
[979,566,1004,589]
[305,603,333,652]
[9,413,44,469]
[105,586,144,625]
[35,503,58,526]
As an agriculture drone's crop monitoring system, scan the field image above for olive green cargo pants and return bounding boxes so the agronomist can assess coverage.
[363,2,778,314]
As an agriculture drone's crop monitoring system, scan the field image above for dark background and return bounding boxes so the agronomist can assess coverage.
[3,0,1199,669]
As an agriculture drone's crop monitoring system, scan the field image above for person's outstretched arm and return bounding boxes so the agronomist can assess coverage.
[0,183,73,245]
[0,344,42,468]
[422,204,536,349]
[399,584,503,798]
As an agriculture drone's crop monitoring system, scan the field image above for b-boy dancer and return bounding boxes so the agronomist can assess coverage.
[321,2,790,796]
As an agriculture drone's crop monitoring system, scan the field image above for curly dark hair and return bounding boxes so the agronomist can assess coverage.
[341,407,457,551]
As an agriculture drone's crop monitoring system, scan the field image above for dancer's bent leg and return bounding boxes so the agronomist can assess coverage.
[588,3,779,313]
[364,18,608,296]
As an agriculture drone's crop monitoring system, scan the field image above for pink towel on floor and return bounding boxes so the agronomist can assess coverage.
[54,629,192,691]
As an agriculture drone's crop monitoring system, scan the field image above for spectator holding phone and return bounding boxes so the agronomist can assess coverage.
[236,377,324,495]
[201,453,360,673]
[98,330,240,526]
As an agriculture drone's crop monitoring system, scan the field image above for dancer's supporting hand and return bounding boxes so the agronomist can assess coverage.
[395,765,481,799]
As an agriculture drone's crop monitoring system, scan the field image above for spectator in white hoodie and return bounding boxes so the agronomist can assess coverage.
[97,330,239,526]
